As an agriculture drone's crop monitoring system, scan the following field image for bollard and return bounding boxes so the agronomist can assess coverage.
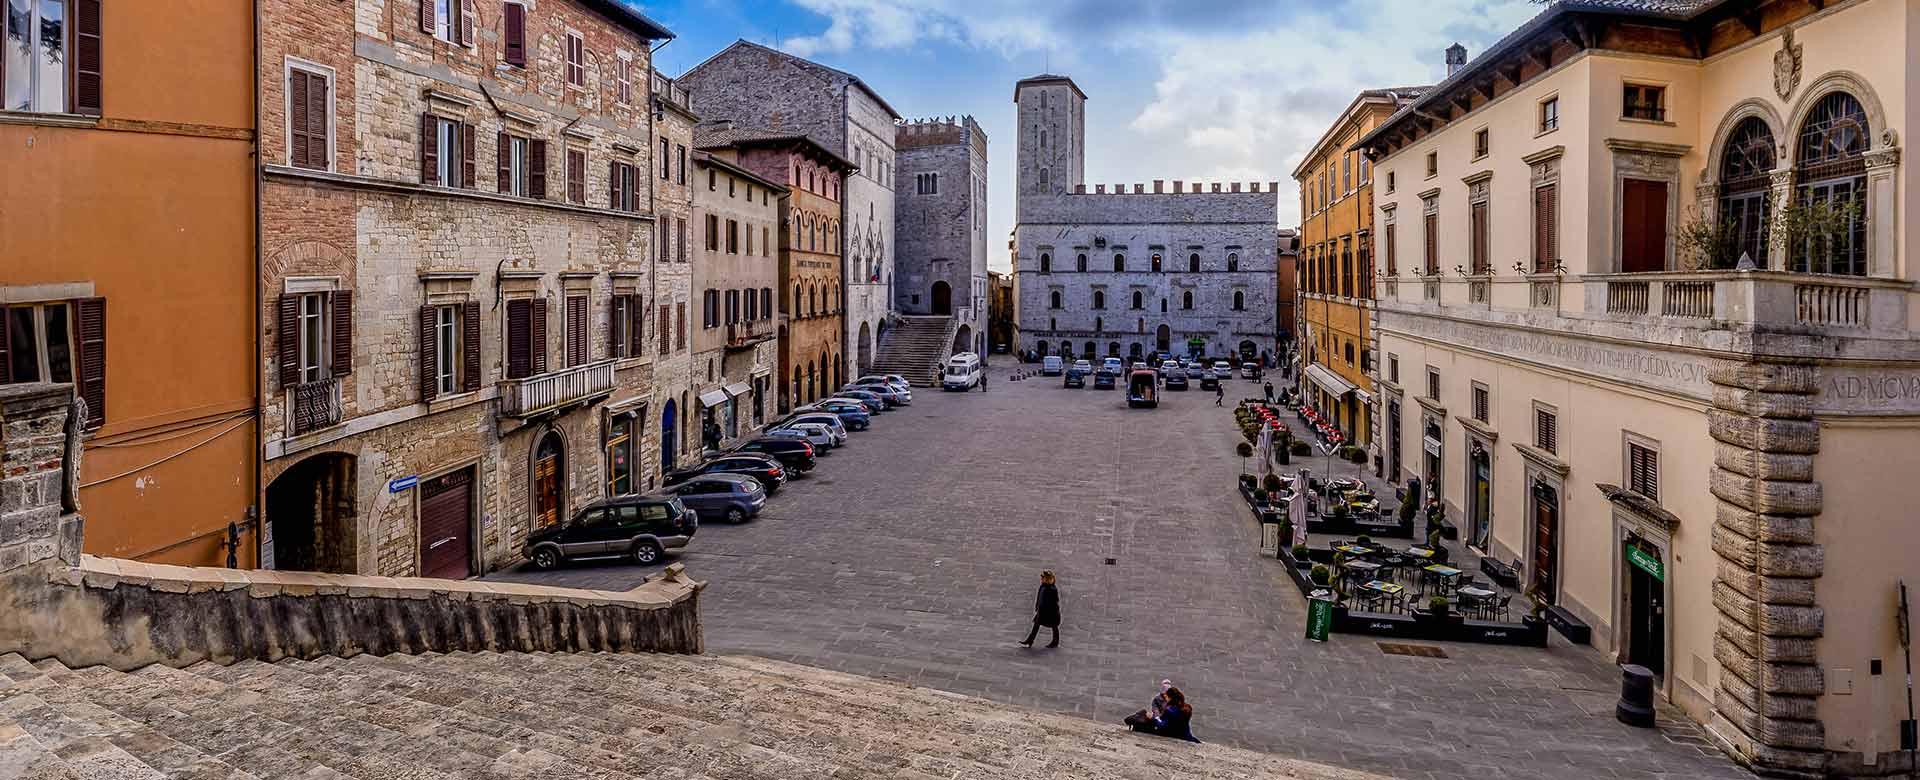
[1615,664,1656,728]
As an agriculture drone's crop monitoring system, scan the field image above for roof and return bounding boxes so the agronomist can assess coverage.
[1014,73,1087,102]
[693,124,857,172]
[577,0,674,40]
[690,149,791,193]
[698,40,902,121]
[1291,86,1431,178]
[1353,0,1733,153]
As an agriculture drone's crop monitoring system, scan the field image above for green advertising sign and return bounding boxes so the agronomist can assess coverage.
[1626,545,1664,581]
[1305,597,1334,642]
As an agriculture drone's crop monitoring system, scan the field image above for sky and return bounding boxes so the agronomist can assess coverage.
[633,0,1552,272]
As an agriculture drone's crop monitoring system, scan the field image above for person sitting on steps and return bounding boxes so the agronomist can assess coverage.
[1124,685,1199,742]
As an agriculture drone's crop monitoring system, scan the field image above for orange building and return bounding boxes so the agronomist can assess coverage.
[0,2,258,565]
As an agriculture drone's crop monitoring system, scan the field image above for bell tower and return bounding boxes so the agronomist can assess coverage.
[1013,74,1086,219]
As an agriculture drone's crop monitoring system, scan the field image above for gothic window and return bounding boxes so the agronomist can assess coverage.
[1131,291,1142,309]
[1227,252,1239,272]
[1093,290,1105,309]
[1792,91,1870,275]
[1113,254,1125,272]
[1188,254,1199,273]
[1049,290,1062,309]
[1077,253,1088,272]
[1233,291,1245,311]
[1181,290,1193,310]
[1718,116,1776,269]
[1039,252,1051,273]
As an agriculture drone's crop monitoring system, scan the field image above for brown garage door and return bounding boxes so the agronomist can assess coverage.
[419,469,473,579]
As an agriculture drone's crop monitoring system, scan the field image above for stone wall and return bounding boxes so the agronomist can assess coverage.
[0,385,83,575]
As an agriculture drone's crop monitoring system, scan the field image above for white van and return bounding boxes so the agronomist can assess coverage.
[1040,355,1065,376]
[942,352,983,390]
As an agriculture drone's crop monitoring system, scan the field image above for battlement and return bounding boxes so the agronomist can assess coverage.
[1070,180,1282,196]
[896,115,988,152]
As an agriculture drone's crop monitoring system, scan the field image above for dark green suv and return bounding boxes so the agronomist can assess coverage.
[523,496,696,569]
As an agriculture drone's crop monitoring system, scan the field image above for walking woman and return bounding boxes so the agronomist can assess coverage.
[1020,570,1061,648]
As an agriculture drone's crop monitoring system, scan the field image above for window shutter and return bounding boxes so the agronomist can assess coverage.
[609,160,619,209]
[1470,202,1488,273]
[330,291,353,376]
[75,298,106,428]
[420,113,438,184]
[1424,213,1438,273]
[630,295,645,356]
[505,298,531,379]
[1385,225,1397,275]
[658,304,669,355]
[677,301,687,350]
[419,305,439,403]
[420,0,435,33]
[289,72,311,169]
[608,295,622,357]
[529,139,547,199]
[0,306,9,383]
[459,0,476,45]
[461,122,476,188]
[566,295,586,366]
[530,297,548,374]
[1535,183,1557,272]
[462,300,481,392]
[497,132,511,193]
[503,3,527,66]
[306,73,330,169]
[72,0,102,116]
[278,295,300,389]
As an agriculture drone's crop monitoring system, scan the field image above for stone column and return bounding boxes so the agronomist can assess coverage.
[0,383,84,574]
[1862,145,1900,278]
[1705,361,1826,778]
[1765,168,1794,271]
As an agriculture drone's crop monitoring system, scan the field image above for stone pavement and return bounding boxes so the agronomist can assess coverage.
[493,364,1751,780]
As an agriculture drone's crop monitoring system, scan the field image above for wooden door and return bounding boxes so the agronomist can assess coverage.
[533,433,563,531]
[1530,484,1558,603]
[418,469,472,579]
[1621,179,1668,273]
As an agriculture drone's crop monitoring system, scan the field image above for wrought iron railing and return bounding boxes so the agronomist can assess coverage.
[291,377,341,435]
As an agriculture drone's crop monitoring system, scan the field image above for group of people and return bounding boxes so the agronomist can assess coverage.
[1015,571,1200,743]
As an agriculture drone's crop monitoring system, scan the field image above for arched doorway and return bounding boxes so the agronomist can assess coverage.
[1238,340,1257,358]
[952,324,972,355]
[858,321,873,374]
[1035,340,1049,357]
[1467,440,1492,549]
[931,281,952,315]
[533,430,566,532]
[264,452,357,573]
[1155,324,1171,353]
[659,401,678,472]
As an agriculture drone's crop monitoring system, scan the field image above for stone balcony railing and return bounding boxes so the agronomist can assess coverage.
[499,359,617,417]
[726,319,775,350]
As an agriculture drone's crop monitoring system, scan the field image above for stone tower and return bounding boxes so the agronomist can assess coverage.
[1013,74,1086,219]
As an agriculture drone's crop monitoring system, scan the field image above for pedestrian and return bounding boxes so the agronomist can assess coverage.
[1263,381,1274,404]
[1019,570,1061,648]
[1124,685,1199,742]
[1214,383,1225,407]
[979,370,988,392]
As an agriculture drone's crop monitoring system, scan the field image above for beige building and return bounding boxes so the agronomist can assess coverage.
[648,73,699,480]
[690,137,788,448]
[1358,0,1917,775]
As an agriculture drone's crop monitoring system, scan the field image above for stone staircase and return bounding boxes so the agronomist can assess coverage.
[0,650,1390,780]
[870,315,956,387]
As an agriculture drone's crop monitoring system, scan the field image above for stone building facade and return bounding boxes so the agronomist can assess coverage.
[988,271,1016,353]
[689,137,787,449]
[1356,0,1918,774]
[257,0,673,579]
[1011,75,1279,361]
[896,117,991,357]
[650,74,698,477]
[680,40,900,379]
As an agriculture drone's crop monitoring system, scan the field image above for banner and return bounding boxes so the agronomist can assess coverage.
[1306,596,1334,642]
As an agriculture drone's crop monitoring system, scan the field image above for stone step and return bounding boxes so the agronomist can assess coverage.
[9,662,262,780]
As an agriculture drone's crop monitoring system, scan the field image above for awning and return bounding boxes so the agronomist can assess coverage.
[1305,364,1358,398]
[723,382,751,399]
[1353,388,1373,405]
[697,388,730,408]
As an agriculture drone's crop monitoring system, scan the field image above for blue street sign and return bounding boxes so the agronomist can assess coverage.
[387,475,419,493]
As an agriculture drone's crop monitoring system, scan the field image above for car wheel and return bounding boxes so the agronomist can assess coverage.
[631,540,664,565]
[531,547,560,570]
[726,507,746,524]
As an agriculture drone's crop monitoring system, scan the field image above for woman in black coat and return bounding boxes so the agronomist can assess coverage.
[1020,570,1061,648]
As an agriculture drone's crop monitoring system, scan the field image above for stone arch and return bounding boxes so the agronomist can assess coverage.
[263,450,358,574]
[952,324,972,356]
[1785,70,1889,156]
[931,280,952,315]
[530,426,568,532]
[858,321,873,374]
[1705,98,1789,186]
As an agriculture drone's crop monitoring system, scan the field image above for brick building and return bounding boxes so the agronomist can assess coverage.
[1275,228,1299,357]
[680,41,900,379]
[256,0,672,578]
[650,73,698,476]
[689,133,788,449]
[895,116,991,357]
[1012,75,1280,362]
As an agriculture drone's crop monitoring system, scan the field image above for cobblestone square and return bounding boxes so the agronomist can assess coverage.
[493,365,1750,780]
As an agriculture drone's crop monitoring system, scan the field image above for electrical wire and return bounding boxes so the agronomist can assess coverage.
[85,411,253,448]
[78,416,253,489]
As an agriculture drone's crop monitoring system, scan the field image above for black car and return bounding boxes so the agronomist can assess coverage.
[523,495,695,569]
[664,474,767,524]
[1064,368,1086,388]
[1093,369,1117,390]
[1199,370,1221,391]
[730,437,818,474]
[665,453,789,493]
[1164,368,1189,390]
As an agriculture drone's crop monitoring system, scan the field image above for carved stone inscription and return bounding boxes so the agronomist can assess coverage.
[1386,315,1714,400]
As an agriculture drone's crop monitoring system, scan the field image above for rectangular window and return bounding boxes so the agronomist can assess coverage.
[287,65,333,171]
[1622,179,1669,273]
[1471,383,1489,423]
[1473,128,1489,159]
[677,218,687,261]
[433,305,459,395]
[565,295,587,367]
[1384,223,1398,276]
[505,297,546,379]
[1533,183,1559,272]
[1386,171,1395,194]
[5,0,71,112]
[1627,439,1659,502]
[675,145,686,184]
[1424,151,1437,178]
[616,58,631,104]
[1539,96,1559,133]
[1388,354,1399,384]
[1623,83,1665,122]
[565,148,585,204]
[1535,405,1558,454]
[610,160,637,211]
[565,32,585,87]
[745,222,754,256]
[1470,200,1489,274]
[727,220,739,254]
[3,302,73,384]
[298,293,329,383]
[502,2,526,67]
[706,214,719,251]
[421,115,459,187]
[497,133,530,196]
[1426,367,1439,401]
[430,0,456,42]
[1423,210,1438,274]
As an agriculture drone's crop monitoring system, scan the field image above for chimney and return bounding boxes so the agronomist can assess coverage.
[1446,43,1468,78]
[1173,180,1184,193]
[1231,182,1242,193]
[1154,180,1164,193]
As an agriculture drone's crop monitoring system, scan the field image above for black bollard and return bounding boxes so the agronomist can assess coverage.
[1615,664,1656,728]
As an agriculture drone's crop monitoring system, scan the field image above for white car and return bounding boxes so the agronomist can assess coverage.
[855,378,910,403]
[1213,361,1232,375]
[783,412,850,440]
[861,374,915,393]
[769,423,837,451]
[1072,360,1093,374]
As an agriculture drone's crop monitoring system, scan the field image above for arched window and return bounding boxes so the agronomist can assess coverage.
[1233,291,1245,310]
[1228,252,1239,272]
[1151,254,1163,272]
[1077,253,1088,272]
[1084,340,1096,357]
[1718,116,1777,269]
[1049,290,1062,309]
[1040,252,1052,273]
[1131,291,1143,309]
[1188,253,1200,273]
[1181,290,1193,310]
[1093,290,1105,309]
[1160,298,1167,313]
[1113,254,1125,272]
[1095,316,1103,332]
[1793,91,1869,275]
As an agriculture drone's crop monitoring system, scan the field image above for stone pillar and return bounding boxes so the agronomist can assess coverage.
[0,383,84,574]
[1765,168,1794,271]
[1705,361,1826,778]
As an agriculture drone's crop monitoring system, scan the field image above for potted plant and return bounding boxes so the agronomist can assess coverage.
[1309,564,1331,587]
[1262,473,1284,494]
[1277,518,1293,541]
[1291,543,1311,565]
[1355,534,1372,547]
[1252,488,1270,509]
[1238,473,1257,490]
[1290,440,1311,456]
[1425,595,1451,619]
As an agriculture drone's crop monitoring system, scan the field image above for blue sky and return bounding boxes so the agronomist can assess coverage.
[631,0,1549,272]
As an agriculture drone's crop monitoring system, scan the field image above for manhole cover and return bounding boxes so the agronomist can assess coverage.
[1378,642,1448,659]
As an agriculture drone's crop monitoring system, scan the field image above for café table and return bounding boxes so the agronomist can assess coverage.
[1333,544,1374,556]
[1345,559,1382,575]
[1456,584,1497,618]
[1421,563,1463,594]
[1404,545,1439,560]
[1357,579,1407,612]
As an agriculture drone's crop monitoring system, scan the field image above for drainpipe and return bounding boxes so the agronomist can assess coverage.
[248,0,264,568]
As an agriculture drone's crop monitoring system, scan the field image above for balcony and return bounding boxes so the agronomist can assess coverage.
[1582,271,1909,335]
[290,377,341,436]
[726,319,775,350]
[499,360,617,418]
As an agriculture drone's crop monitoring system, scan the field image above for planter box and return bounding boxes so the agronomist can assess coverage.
[1545,605,1592,645]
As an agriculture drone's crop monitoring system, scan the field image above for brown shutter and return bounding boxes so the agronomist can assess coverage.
[529,139,547,199]
[289,72,311,169]
[1385,224,1397,275]
[461,122,476,188]
[505,298,531,379]
[609,160,619,209]
[565,295,586,367]
[1424,213,1438,273]
[307,72,330,169]
[459,0,476,45]
[629,295,645,357]
[420,0,435,33]
[330,291,353,376]
[462,300,481,392]
[75,298,106,428]
[72,0,101,116]
[530,297,548,374]
[0,306,9,384]
[497,132,512,193]
[503,3,527,66]
[677,301,687,350]
[421,113,438,184]
[419,305,439,403]
[1470,202,1488,274]
[658,304,669,355]
[608,295,622,357]
[278,295,300,389]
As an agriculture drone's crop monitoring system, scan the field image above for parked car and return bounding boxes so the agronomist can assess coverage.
[1164,368,1189,390]
[770,422,840,451]
[859,374,914,394]
[1102,357,1124,375]
[779,411,852,439]
[846,382,907,407]
[1072,360,1093,375]
[730,437,817,473]
[1131,361,1148,372]
[1093,369,1118,390]
[665,453,789,493]
[523,495,696,569]
[1241,362,1262,379]
[796,402,871,430]
[1063,368,1087,388]
[1041,356,1065,376]
[1199,370,1220,391]
[835,389,891,411]
[663,473,765,524]
[857,379,911,404]
[1127,369,1159,408]
[1212,361,1232,376]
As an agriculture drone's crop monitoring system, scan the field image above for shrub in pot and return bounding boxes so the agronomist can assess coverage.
[1252,488,1269,505]
[1291,543,1310,561]
[1290,441,1311,456]
[1277,519,1294,541]
[1426,596,1450,618]
[1236,442,1253,458]
[1348,448,1369,464]
[1238,473,1257,490]
[1309,564,1331,587]
[1262,473,1284,493]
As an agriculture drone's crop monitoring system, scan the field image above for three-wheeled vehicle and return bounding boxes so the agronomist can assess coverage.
[1126,370,1159,408]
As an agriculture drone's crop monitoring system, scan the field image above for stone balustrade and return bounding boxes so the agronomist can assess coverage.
[498,359,617,417]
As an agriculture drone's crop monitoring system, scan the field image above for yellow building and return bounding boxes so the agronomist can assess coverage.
[1292,87,1426,453]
